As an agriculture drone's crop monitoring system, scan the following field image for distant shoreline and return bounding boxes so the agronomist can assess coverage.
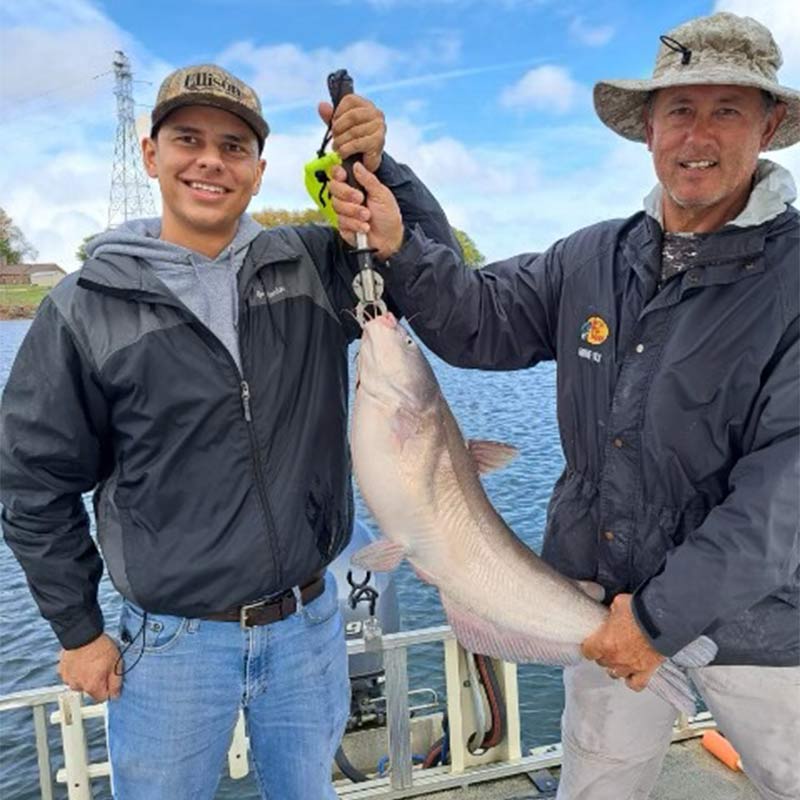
[0,284,49,321]
[0,307,36,321]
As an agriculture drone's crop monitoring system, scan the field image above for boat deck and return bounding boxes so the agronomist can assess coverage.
[409,738,758,800]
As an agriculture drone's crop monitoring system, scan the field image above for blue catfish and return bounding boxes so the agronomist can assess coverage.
[350,313,715,713]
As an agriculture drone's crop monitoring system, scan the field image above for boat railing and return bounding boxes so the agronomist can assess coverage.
[0,624,717,799]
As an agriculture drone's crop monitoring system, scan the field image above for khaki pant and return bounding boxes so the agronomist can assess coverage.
[556,660,800,800]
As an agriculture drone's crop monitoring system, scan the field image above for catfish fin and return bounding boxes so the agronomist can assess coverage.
[670,635,717,668]
[411,563,437,585]
[440,591,581,665]
[467,440,519,474]
[351,539,407,572]
[648,660,697,714]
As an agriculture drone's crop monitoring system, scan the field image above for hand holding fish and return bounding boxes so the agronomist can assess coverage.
[581,593,665,690]
[329,162,404,260]
[318,94,386,173]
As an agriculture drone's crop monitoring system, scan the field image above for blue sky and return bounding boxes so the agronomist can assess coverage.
[2,0,798,270]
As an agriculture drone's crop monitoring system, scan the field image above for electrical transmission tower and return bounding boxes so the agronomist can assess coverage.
[108,50,156,227]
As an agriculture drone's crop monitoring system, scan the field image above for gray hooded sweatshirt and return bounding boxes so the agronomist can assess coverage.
[88,214,264,370]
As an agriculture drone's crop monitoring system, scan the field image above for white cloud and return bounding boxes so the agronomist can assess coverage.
[500,65,586,113]
[2,27,118,112]
[219,40,402,106]
[714,0,800,80]
[0,0,172,271]
[401,98,428,115]
[710,0,800,187]
[1,0,111,29]
[218,32,461,111]
[3,0,798,277]
[568,16,615,47]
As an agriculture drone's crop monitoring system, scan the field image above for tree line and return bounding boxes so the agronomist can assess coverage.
[1,207,484,270]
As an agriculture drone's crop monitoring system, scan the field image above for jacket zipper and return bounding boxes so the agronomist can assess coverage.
[240,381,252,421]
[184,321,283,589]
[237,373,283,586]
[78,276,285,589]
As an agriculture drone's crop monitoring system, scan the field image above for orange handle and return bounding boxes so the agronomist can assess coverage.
[702,730,742,771]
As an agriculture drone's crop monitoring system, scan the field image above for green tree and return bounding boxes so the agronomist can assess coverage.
[253,207,486,269]
[0,208,38,264]
[453,227,485,269]
[76,233,101,263]
[252,208,328,228]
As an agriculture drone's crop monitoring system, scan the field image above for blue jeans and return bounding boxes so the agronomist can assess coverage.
[106,573,350,799]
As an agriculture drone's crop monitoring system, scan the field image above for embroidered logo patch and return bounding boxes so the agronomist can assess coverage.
[580,316,609,346]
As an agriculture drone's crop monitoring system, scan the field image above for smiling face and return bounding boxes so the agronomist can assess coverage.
[142,105,266,256]
[645,84,785,233]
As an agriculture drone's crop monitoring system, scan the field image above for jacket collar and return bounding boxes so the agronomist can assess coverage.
[622,205,796,315]
[79,228,302,302]
[626,205,796,271]
[237,229,301,296]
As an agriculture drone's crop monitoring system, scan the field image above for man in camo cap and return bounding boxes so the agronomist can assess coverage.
[1,62,459,799]
[330,11,800,799]
[150,63,270,151]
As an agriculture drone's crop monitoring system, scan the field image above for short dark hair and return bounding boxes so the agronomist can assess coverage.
[761,90,778,115]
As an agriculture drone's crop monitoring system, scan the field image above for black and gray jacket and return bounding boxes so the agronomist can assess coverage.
[0,155,458,650]
[381,160,800,666]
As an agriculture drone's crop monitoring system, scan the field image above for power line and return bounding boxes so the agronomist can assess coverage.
[2,71,114,125]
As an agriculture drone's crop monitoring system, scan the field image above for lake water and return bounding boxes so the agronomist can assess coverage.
[0,317,565,799]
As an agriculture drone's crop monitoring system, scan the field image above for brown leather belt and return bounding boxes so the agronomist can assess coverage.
[204,573,325,628]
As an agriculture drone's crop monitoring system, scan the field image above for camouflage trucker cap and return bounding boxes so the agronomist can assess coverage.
[594,12,800,150]
[151,64,269,151]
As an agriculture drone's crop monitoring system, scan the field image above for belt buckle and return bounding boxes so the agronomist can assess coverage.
[239,599,266,629]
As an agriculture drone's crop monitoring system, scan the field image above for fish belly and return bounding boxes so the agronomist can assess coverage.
[432,533,598,666]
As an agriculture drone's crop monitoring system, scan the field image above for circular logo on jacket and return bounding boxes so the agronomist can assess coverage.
[580,316,609,346]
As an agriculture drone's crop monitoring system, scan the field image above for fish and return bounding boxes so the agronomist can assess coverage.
[350,312,716,713]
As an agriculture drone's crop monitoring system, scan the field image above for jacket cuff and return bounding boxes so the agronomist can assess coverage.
[384,224,426,277]
[632,583,697,658]
[375,153,403,187]
[54,606,105,650]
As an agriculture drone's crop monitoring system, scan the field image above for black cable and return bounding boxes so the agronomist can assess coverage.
[113,612,147,676]
[335,744,369,782]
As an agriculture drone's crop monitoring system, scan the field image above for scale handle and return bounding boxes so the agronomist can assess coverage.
[327,69,363,191]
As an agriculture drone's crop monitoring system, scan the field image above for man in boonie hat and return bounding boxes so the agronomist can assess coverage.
[330,11,800,799]
[1,62,458,799]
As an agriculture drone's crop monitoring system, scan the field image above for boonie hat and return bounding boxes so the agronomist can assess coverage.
[151,64,269,151]
[593,12,800,150]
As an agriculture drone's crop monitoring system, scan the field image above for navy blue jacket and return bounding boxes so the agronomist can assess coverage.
[382,207,799,665]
